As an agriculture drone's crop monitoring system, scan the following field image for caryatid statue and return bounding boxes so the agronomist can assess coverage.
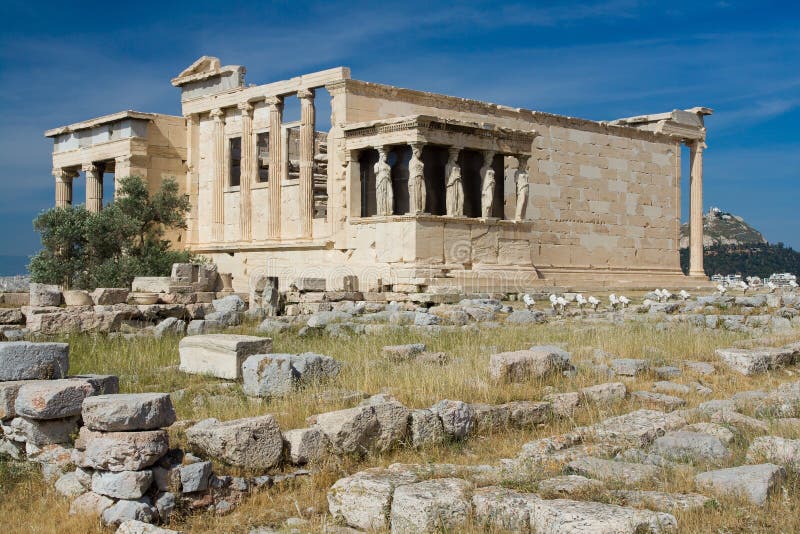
[445,147,463,217]
[408,143,426,214]
[375,146,393,216]
[480,150,496,218]
[514,154,530,221]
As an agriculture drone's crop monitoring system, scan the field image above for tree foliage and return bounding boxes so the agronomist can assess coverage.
[29,176,194,289]
[680,243,800,278]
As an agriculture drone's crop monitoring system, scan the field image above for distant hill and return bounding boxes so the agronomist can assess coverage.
[680,207,767,248]
[0,256,28,277]
[678,208,798,277]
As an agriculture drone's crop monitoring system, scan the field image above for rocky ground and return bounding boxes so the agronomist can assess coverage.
[1,287,800,533]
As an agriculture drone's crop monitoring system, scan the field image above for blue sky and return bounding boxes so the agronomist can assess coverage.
[1,0,798,262]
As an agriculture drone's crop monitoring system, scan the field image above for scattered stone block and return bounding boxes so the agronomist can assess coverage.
[70,491,115,517]
[82,393,176,432]
[611,489,712,512]
[15,378,95,420]
[242,352,341,397]
[382,343,426,362]
[29,283,62,306]
[715,347,796,375]
[746,436,800,472]
[116,520,181,534]
[505,400,552,427]
[178,334,272,380]
[74,374,120,395]
[472,486,533,532]
[651,431,729,463]
[587,409,686,448]
[283,427,328,464]
[6,415,79,446]
[684,361,715,375]
[0,341,69,380]
[409,409,445,447]
[0,308,24,325]
[567,456,659,485]
[505,310,546,324]
[132,277,170,293]
[543,392,580,417]
[431,399,475,439]
[312,405,379,454]
[489,345,571,382]
[55,470,88,498]
[653,366,681,379]
[179,461,211,493]
[531,496,677,533]
[711,409,769,434]
[471,403,511,433]
[581,382,627,403]
[390,477,472,533]
[632,391,686,411]
[153,317,186,338]
[695,463,785,506]
[682,423,735,445]
[91,288,129,305]
[74,427,169,472]
[610,359,649,376]
[101,498,157,527]
[537,474,604,497]
[360,395,410,451]
[92,469,154,499]
[185,415,283,469]
[328,469,418,531]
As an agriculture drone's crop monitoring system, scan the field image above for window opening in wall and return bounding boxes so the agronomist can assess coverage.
[229,137,241,187]
[256,131,269,182]
[285,125,300,179]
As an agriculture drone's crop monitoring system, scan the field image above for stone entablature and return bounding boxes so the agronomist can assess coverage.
[343,115,536,155]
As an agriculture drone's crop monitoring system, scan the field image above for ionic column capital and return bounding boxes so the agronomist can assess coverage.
[237,101,254,116]
[183,112,200,123]
[264,96,284,110]
[297,88,315,100]
[52,168,75,181]
[210,108,225,122]
[82,162,98,174]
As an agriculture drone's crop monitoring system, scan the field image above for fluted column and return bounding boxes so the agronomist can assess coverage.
[265,96,284,239]
[53,168,74,208]
[238,102,255,241]
[210,108,225,242]
[83,162,102,213]
[298,88,315,238]
[185,113,200,245]
[689,139,706,276]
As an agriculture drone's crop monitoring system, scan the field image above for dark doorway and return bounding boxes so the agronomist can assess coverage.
[461,149,483,217]
[359,149,378,217]
[423,145,448,215]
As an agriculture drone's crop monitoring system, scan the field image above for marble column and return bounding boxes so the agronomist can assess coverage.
[53,168,74,208]
[210,108,225,242]
[238,102,255,241]
[298,88,315,238]
[265,96,284,239]
[514,154,530,221]
[83,162,102,213]
[689,139,706,277]
[408,142,426,214]
[185,113,200,245]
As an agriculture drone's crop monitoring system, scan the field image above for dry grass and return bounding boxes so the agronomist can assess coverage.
[1,318,799,533]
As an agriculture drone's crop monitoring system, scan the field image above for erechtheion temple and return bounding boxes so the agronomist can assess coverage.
[45,56,712,292]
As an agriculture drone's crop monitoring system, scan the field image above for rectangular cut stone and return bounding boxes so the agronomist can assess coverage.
[715,347,796,375]
[15,378,96,420]
[0,342,69,381]
[131,277,171,293]
[82,393,176,432]
[178,334,272,379]
[73,427,169,472]
[295,278,326,292]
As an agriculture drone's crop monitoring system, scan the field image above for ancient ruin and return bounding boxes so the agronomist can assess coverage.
[46,56,712,294]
